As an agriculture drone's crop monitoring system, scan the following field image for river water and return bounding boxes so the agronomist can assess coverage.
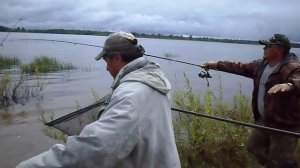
[0,32,299,167]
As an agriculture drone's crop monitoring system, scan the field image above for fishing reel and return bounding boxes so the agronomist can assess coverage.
[198,70,212,87]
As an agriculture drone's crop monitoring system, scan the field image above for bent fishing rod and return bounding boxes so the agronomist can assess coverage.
[17,38,205,68]
[17,38,212,84]
[21,38,300,137]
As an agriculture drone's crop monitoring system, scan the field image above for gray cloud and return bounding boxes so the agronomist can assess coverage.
[0,0,299,41]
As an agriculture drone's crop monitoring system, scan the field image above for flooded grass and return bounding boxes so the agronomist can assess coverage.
[0,73,44,108]
[21,56,76,73]
[0,55,20,69]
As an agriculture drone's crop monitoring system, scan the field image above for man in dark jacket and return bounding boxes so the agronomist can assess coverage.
[203,34,300,168]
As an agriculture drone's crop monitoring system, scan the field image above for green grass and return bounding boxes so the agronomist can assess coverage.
[173,74,260,168]
[21,56,76,73]
[0,55,20,69]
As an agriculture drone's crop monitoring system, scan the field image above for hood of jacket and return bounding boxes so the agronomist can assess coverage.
[111,57,171,95]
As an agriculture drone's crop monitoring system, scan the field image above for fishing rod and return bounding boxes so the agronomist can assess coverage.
[144,53,204,68]
[17,38,212,85]
[18,38,102,48]
[17,38,205,68]
[0,18,23,47]
[171,107,300,138]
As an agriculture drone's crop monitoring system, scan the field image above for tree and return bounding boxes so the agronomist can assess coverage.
[0,25,9,32]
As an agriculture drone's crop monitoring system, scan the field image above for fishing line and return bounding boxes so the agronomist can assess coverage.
[17,38,203,67]
[0,18,23,47]
[17,38,212,85]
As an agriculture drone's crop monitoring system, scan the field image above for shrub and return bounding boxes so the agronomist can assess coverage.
[173,74,260,168]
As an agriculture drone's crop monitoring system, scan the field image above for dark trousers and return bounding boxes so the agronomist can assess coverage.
[246,122,299,168]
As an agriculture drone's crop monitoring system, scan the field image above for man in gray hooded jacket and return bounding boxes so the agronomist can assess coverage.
[17,31,181,168]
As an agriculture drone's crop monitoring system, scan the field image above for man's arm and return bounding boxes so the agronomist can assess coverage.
[203,60,262,79]
[288,68,300,95]
[268,63,300,96]
[17,83,139,168]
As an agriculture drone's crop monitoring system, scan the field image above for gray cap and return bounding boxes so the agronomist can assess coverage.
[95,31,142,60]
[259,34,291,50]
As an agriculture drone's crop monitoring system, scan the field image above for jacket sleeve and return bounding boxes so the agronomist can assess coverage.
[16,84,139,168]
[216,60,261,79]
[288,68,300,96]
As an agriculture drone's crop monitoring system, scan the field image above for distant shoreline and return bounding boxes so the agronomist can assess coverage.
[1,25,300,48]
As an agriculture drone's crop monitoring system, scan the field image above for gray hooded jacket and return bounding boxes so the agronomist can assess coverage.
[17,57,181,168]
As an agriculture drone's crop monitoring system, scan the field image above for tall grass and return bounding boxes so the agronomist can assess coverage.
[0,55,20,69]
[21,56,76,73]
[173,74,260,168]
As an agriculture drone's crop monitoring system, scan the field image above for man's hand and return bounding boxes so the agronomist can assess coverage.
[267,83,294,95]
[202,61,218,71]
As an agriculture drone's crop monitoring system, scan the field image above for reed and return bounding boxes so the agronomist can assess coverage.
[0,55,20,69]
[21,56,76,73]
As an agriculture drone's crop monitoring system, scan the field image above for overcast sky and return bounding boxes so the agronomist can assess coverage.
[1,0,299,41]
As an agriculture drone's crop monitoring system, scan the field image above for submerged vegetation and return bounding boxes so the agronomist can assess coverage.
[0,73,44,122]
[0,55,75,121]
[21,56,76,73]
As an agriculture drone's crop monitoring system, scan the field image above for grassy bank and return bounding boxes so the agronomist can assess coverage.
[173,75,259,168]
[173,75,300,167]
[21,56,76,73]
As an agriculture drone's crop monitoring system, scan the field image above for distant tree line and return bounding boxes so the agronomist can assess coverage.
[131,32,261,45]
[27,29,111,36]
[0,25,26,32]
[1,24,299,48]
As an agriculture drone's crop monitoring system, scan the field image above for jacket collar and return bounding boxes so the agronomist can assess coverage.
[269,53,298,75]
[260,53,297,75]
[111,57,149,90]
